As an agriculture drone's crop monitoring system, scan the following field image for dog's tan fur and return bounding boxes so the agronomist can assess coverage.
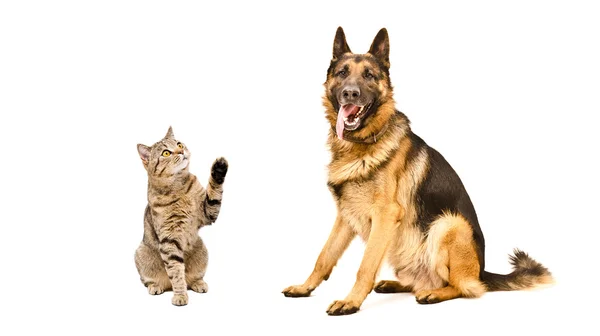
[283,27,552,315]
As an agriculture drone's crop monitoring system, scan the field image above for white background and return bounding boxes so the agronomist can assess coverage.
[1,1,599,335]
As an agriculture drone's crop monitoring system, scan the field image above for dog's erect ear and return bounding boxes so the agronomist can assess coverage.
[333,26,351,60]
[368,28,390,67]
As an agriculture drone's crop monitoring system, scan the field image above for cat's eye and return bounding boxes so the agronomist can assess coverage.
[177,142,183,149]
[162,150,171,157]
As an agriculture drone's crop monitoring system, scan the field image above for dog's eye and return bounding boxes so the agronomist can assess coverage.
[336,69,348,77]
[365,72,375,79]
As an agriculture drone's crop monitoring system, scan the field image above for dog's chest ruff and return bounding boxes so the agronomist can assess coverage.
[327,128,403,185]
[334,180,378,240]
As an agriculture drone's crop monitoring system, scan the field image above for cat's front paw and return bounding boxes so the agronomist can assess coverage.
[189,280,208,293]
[148,285,165,295]
[172,292,188,306]
[211,157,228,184]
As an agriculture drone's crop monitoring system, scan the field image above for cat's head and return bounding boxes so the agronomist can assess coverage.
[137,126,191,177]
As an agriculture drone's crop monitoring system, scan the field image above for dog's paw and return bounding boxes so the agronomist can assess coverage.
[148,285,165,295]
[282,285,314,298]
[172,293,189,306]
[211,157,228,184]
[189,280,208,294]
[415,290,441,304]
[326,300,360,316]
[373,280,408,294]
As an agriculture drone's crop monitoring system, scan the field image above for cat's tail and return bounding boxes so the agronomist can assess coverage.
[481,249,554,291]
[203,157,228,224]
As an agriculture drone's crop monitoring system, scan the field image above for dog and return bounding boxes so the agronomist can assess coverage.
[282,27,553,315]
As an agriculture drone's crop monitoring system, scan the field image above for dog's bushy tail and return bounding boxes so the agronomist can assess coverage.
[481,249,554,291]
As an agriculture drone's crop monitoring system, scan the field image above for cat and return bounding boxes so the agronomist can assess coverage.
[134,126,228,306]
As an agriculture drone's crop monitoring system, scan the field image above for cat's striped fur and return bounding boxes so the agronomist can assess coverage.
[135,127,228,306]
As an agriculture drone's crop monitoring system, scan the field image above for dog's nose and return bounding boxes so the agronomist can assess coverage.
[342,86,361,100]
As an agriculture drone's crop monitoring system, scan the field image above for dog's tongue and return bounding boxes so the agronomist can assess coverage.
[336,104,360,139]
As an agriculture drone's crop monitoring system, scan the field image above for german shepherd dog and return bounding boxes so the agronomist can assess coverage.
[282,27,553,315]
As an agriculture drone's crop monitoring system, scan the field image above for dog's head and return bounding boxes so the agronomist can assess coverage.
[324,27,396,142]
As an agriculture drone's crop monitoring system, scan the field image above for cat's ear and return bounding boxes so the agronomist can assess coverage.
[368,28,390,68]
[333,26,351,60]
[164,126,174,139]
[137,144,151,167]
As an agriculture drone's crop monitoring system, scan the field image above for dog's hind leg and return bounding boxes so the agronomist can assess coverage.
[282,215,355,297]
[415,285,462,303]
[415,213,486,304]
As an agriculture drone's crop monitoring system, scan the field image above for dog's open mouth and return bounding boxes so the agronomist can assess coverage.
[336,103,372,139]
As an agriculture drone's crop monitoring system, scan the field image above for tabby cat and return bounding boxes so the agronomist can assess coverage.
[134,126,228,306]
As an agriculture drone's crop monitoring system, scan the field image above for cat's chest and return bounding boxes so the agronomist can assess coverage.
[152,197,201,230]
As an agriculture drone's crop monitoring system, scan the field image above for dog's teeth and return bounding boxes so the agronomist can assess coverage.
[345,118,359,127]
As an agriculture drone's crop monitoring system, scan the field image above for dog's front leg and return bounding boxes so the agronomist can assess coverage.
[326,204,402,315]
[282,215,355,297]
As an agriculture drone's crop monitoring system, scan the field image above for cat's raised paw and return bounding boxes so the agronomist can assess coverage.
[172,293,188,306]
[211,157,228,184]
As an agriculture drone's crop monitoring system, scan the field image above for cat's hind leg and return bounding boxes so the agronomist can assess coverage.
[185,239,209,293]
[135,243,171,295]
